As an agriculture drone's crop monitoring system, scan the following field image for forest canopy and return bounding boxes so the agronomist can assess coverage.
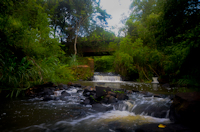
[0,0,111,96]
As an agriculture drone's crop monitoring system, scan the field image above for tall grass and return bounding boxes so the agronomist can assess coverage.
[0,55,75,97]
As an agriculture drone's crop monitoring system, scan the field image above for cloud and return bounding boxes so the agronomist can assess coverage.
[100,0,132,35]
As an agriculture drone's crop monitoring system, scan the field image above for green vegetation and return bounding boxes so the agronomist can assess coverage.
[94,56,114,72]
[0,0,110,97]
[1,0,200,98]
[106,0,200,86]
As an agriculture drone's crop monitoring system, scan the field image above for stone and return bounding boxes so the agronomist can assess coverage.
[108,91,116,97]
[101,97,109,104]
[43,82,57,87]
[126,90,133,94]
[116,93,129,100]
[153,94,162,98]
[92,103,113,112]
[43,95,54,101]
[43,88,54,95]
[169,92,200,127]
[132,89,139,92]
[83,88,96,97]
[95,86,111,98]
[77,90,83,93]
[108,96,117,103]
[83,98,90,105]
[58,83,69,90]
[68,83,82,88]
[61,91,71,97]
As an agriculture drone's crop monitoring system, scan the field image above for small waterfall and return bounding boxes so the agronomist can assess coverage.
[113,95,171,118]
[93,72,122,82]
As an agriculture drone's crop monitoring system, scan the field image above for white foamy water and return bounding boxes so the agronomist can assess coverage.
[93,75,122,82]
[20,110,170,132]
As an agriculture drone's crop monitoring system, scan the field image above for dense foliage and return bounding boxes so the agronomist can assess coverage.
[0,0,110,97]
[110,0,200,86]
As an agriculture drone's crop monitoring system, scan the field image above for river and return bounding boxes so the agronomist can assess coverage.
[0,74,188,132]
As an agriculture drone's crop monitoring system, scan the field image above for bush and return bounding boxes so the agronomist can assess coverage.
[94,56,114,72]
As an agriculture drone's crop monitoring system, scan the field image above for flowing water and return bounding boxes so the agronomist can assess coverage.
[0,73,179,132]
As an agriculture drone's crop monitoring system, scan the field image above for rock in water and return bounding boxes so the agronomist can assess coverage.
[95,86,111,98]
[169,92,200,128]
[108,96,117,103]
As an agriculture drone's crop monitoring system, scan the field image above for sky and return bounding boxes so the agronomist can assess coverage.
[100,0,133,35]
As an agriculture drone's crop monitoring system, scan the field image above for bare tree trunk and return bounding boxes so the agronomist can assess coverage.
[74,19,81,55]
[74,16,89,58]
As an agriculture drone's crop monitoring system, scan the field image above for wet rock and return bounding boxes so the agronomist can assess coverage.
[83,86,96,97]
[169,92,200,127]
[68,83,82,88]
[43,88,54,95]
[43,95,54,101]
[108,96,117,103]
[54,96,60,100]
[108,91,116,97]
[83,90,96,97]
[143,95,153,97]
[92,103,113,112]
[83,98,90,105]
[83,91,91,96]
[58,84,69,90]
[153,94,162,98]
[95,86,111,98]
[49,87,56,91]
[61,91,71,96]
[77,90,83,93]
[132,89,139,92]
[116,93,129,100]
[38,91,45,96]
[42,82,57,87]
[101,97,109,104]
[126,90,133,94]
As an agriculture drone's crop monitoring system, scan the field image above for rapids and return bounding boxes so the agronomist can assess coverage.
[0,73,176,132]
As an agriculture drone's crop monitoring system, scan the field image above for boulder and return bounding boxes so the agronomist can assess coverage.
[108,96,117,103]
[43,95,54,101]
[101,97,109,104]
[83,87,96,97]
[61,91,71,97]
[83,98,90,105]
[116,93,129,100]
[153,94,162,98]
[58,84,69,90]
[169,92,200,127]
[42,82,57,87]
[68,83,82,88]
[92,103,113,112]
[108,91,116,97]
[43,88,54,95]
[132,89,139,93]
[126,90,133,94]
[95,86,111,98]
